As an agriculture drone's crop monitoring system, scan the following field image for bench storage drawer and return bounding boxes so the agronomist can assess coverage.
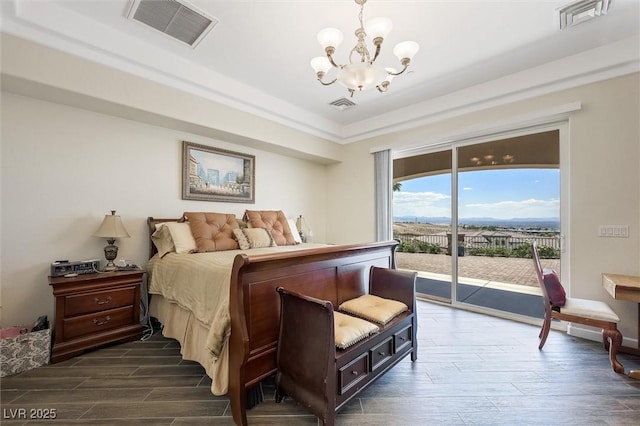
[394,324,413,353]
[370,337,394,371]
[338,352,369,395]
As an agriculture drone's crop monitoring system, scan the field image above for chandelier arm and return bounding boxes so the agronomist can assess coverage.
[371,38,383,63]
[326,51,341,69]
[388,62,410,76]
[318,77,338,86]
[377,81,390,93]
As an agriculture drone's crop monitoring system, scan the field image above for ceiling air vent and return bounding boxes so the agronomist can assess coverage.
[558,0,613,30]
[127,0,218,48]
[329,98,357,111]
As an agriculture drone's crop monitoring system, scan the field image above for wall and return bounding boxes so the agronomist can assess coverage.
[0,93,328,326]
[0,34,342,165]
[326,74,640,341]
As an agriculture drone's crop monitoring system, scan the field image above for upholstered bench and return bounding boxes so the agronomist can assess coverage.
[274,267,417,426]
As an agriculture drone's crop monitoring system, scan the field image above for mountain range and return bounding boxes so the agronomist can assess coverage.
[393,216,560,229]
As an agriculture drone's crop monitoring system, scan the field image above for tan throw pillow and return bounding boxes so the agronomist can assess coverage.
[243,210,297,246]
[334,311,379,349]
[233,228,276,250]
[160,222,197,254]
[339,294,408,325]
[183,212,240,252]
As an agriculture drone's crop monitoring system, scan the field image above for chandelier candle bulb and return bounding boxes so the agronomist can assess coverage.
[312,0,419,96]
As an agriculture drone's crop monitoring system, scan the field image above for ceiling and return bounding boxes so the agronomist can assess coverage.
[1,0,639,143]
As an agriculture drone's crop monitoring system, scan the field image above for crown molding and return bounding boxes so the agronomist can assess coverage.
[2,1,638,145]
[342,35,639,143]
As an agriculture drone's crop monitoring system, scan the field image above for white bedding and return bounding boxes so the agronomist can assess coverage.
[147,243,326,393]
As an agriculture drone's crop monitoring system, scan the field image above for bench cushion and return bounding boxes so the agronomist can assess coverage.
[334,312,379,349]
[560,298,620,323]
[339,294,408,325]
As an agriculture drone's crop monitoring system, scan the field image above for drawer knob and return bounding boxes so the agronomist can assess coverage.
[399,336,406,341]
[351,370,358,376]
[92,316,111,326]
[378,351,386,356]
[94,296,112,305]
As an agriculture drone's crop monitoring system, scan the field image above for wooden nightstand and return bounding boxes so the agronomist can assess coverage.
[49,269,145,363]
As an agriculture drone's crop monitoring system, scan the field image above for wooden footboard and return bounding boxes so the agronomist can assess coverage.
[228,240,398,426]
[146,218,397,426]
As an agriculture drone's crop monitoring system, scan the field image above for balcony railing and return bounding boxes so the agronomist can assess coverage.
[394,233,560,258]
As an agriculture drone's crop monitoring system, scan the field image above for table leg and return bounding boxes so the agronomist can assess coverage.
[630,303,640,379]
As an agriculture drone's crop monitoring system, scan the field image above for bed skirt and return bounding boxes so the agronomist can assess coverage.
[149,295,229,395]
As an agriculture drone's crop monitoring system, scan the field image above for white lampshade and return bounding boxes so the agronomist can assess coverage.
[337,63,388,91]
[365,17,393,40]
[393,40,420,61]
[310,56,332,74]
[93,210,130,239]
[317,27,344,49]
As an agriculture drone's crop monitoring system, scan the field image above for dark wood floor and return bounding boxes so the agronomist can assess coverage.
[2,300,640,425]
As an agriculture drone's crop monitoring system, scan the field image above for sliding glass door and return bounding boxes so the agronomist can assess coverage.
[393,129,561,319]
[454,134,560,317]
[393,149,453,301]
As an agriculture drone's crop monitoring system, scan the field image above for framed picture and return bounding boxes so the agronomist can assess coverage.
[182,141,255,203]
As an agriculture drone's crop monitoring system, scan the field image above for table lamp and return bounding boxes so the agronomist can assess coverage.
[295,215,313,243]
[93,210,130,271]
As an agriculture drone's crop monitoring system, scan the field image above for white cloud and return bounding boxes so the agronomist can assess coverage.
[462,198,559,219]
[463,187,473,191]
[393,191,451,217]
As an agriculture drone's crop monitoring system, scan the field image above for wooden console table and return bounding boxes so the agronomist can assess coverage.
[602,273,640,379]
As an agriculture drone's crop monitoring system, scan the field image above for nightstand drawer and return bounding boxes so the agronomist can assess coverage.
[63,306,135,340]
[65,286,136,317]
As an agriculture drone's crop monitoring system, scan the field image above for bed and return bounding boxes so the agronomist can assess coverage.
[145,213,398,425]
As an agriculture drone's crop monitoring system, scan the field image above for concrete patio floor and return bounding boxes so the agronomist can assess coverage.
[396,252,560,289]
[396,252,560,317]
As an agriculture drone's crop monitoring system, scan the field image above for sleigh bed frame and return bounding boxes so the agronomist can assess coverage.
[147,217,398,425]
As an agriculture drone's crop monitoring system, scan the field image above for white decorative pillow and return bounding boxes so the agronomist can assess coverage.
[334,311,379,349]
[151,224,175,258]
[287,218,302,244]
[339,294,408,325]
[233,228,276,250]
[161,222,197,253]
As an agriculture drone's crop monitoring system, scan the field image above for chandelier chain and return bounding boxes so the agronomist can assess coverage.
[351,2,370,64]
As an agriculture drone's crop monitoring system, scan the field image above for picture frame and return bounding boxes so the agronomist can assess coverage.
[182,141,255,203]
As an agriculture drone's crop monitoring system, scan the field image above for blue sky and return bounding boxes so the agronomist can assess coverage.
[394,168,560,219]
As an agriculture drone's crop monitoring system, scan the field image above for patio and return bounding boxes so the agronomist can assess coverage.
[396,252,560,288]
[396,252,561,318]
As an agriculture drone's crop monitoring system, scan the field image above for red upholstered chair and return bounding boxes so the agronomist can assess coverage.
[531,242,624,374]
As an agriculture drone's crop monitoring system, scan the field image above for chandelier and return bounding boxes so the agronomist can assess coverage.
[310,0,419,97]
